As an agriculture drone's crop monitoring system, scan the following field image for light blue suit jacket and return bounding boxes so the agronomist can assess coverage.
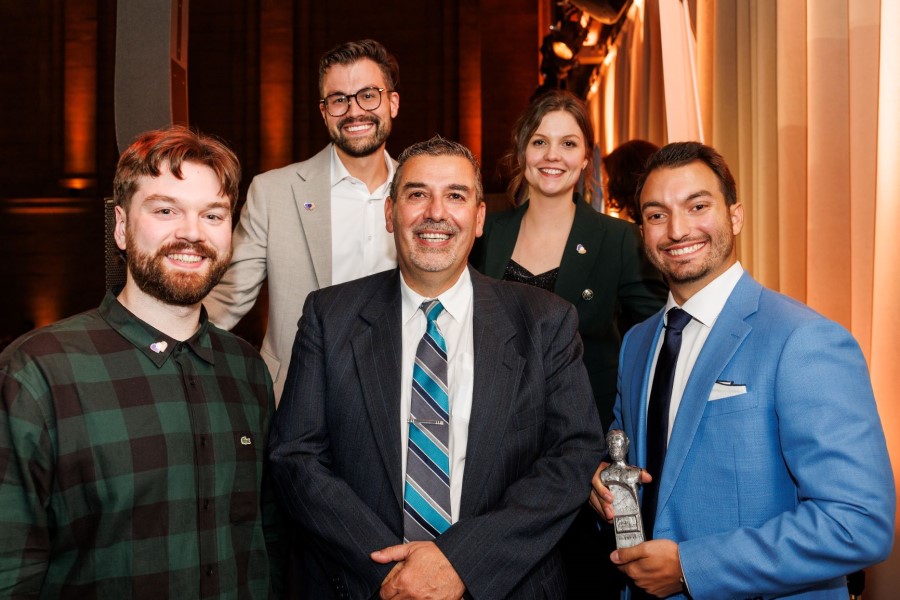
[614,272,895,599]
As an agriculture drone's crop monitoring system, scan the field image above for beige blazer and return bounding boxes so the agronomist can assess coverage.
[205,145,336,401]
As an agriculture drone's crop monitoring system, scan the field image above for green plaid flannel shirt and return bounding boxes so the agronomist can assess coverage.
[0,291,283,598]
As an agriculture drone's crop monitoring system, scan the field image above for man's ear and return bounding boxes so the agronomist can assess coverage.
[114,205,127,251]
[384,196,395,233]
[389,91,399,119]
[730,202,744,235]
[475,201,486,238]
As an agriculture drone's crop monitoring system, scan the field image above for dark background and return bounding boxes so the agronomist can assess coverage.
[0,0,548,347]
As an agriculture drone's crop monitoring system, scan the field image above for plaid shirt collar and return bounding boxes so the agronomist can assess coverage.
[98,288,216,368]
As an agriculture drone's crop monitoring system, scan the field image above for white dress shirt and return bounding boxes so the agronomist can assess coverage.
[330,147,397,285]
[399,269,475,524]
[648,262,745,445]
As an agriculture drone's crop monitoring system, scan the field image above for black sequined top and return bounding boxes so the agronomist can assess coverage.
[502,259,559,292]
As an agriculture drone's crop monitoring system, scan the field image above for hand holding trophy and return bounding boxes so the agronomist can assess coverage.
[600,430,645,548]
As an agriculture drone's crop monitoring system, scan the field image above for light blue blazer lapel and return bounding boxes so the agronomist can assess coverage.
[459,271,525,517]
[656,274,761,517]
[351,272,404,507]
[294,145,333,288]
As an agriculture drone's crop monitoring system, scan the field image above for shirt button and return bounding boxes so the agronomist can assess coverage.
[200,437,207,447]
[203,499,210,510]
[206,567,213,576]
[581,288,594,301]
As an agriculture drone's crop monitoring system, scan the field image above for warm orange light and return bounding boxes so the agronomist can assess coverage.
[458,11,482,161]
[1,198,93,216]
[584,18,603,47]
[63,1,97,186]
[871,0,900,554]
[553,41,575,60]
[259,1,294,171]
[29,293,64,329]
[602,47,618,155]
[59,177,95,190]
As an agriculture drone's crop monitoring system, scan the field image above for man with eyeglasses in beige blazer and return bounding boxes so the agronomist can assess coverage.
[206,39,400,403]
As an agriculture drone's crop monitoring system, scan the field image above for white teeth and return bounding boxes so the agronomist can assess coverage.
[541,168,564,175]
[346,124,371,132]
[419,233,450,241]
[170,253,203,263]
[668,243,704,256]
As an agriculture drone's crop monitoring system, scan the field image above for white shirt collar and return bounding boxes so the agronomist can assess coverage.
[400,268,472,326]
[664,261,744,328]
[329,145,395,189]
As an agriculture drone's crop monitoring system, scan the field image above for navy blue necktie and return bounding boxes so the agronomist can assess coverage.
[642,307,692,538]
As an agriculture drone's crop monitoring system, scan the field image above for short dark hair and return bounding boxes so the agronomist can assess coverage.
[390,136,483,203]
[602,139,659,223]
[635,142,737,215]
[113,125,240,211]
[318,39,399,97]
[507,89,595,197]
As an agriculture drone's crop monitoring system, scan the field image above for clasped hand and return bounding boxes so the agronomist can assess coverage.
[371,541,465,600]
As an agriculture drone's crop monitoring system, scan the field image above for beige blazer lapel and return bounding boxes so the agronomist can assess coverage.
[293,145,334,289]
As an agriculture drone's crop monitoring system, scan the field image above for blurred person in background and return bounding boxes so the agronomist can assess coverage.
[602,139,659,223]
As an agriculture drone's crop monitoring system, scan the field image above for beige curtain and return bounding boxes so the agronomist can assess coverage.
[595,0,667,154]
[595,0,900,594]
[699,0,899,594]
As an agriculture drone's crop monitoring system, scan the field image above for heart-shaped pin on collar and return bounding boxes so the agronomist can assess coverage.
[150,341,168,354]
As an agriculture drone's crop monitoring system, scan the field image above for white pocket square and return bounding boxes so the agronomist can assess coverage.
[709,381,747,401]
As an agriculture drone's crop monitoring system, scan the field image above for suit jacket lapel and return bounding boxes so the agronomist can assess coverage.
[482,203,527,279]
[656,274,761,514]
[351,271,404,507]
[554,200,607,303]
[294,145,334,288]
[628,316,664,469]
[459,270,524,517]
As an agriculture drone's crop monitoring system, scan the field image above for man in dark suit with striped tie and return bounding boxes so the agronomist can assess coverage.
[268,136,604,599]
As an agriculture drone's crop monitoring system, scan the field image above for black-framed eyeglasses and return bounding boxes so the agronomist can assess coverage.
[320,87,387,117]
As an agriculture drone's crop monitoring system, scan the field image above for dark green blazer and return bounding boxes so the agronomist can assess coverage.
[470,197,667,429]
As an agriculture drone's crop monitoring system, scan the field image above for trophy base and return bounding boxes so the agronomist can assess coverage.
[613,514,645,549]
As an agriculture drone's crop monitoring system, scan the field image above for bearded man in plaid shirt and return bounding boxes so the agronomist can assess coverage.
[0,126,282,598]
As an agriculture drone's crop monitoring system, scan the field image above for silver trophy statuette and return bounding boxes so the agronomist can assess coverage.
[600,429,645,548]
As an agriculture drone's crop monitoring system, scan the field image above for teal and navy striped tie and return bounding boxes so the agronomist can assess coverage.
[403,300,451,541]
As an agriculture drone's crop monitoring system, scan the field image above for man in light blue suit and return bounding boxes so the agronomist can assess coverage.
[591,142,895,598]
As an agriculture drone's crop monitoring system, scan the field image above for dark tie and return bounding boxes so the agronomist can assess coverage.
[642,307,693,538]
[403,300,451,541]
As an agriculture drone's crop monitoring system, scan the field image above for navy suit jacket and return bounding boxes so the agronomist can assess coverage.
[268,268,604,599]
[615,272,895,598]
